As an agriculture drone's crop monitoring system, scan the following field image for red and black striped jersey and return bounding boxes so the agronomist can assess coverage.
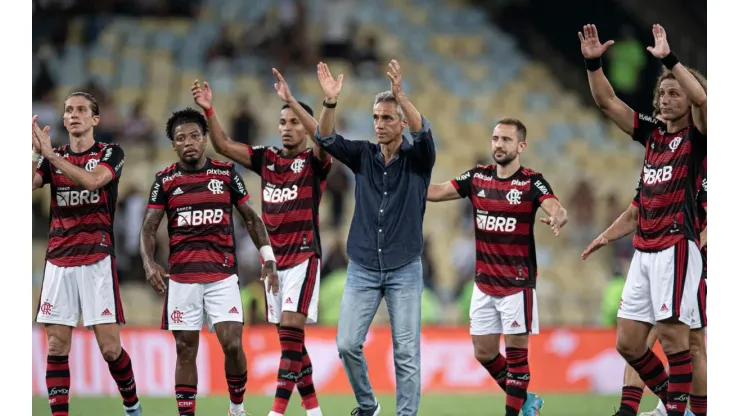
[36,142,124,267]
[451,165,557,297]
[147,158,250,284]
[631,112,706,252]
[247,146,330,270]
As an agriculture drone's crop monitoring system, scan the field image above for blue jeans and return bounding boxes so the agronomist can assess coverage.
[336,257,423,416]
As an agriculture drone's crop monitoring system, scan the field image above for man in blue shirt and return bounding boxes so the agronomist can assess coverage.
[312,60,435,416]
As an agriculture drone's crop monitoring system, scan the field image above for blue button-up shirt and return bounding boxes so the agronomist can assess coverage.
[315,117,436,270]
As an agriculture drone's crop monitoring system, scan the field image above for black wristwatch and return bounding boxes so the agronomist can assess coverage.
[323,100,337,108]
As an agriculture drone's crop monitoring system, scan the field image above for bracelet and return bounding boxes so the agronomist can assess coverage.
[204,107,214,117]
[323,100,337,108]
[585,58,602,72]
[259,246,276,262]
[661,52,680,70]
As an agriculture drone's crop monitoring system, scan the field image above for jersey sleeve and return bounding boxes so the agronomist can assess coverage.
[632,176,643,207]
[632,112,664,147]
[98,145,125,179]
[230,167,251,206]
[698,160,707,207]
[530,174,558,206]
[147,175,166,209]
[450,168,474,199]
[247,145,266,174]
[312,153,332,180]
[36,155,52,186]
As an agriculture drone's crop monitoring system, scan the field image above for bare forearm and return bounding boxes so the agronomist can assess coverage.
[395,93,422,132]
[139,230,158,269]
[671,63,707,107]
[586,69,618,108]
[239,205,271,248]
[47,154,97,190]
[287,98,329,160]
[601,210,637,241]
[317,99,336,138]
[205,111,251,166]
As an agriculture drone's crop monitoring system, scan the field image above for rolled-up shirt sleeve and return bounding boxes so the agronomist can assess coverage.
[410,116,435,171]
[314,128,365,172]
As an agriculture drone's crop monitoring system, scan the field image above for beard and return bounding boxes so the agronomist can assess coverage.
[493,152,517,166]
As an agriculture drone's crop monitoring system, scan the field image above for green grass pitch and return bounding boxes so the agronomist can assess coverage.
[32,394,661,415]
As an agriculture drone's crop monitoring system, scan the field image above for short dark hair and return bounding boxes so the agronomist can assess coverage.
[281,102,313,117]
[496,118,527,142]
[166,107,208,141]
[65,92,99,116]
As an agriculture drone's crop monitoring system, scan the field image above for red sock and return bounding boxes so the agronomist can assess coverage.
[46,355,70,416]
[175,384,197,416]
[226,372,247,405]
[272,326,304,414]
[105,349,139,408]
[690,394,706,416]
[618,386,644,416]
[481,354,508,392]
[666,351,692,416]
[297,344,319,410]
[627,349,669,405]
[504,347,530,416]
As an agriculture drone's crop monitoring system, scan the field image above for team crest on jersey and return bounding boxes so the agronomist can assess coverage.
[668,136,683,152]
[290,158,305,173]
[506,189,522,205]
[85,159,98,172]
[208,179,224,194]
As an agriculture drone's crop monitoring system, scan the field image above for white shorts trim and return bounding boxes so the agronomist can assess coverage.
[162,274,243,331]
[36,256,123,328]
[469,284,539,336]
[265,257,320,324]
[618,240,703,326]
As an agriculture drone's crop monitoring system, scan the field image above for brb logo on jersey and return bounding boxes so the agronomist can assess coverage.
[263,183,299,203]
[476,211,517,232]
[56,189,100,207]
[643,165,673,185]
[177,208,224,227]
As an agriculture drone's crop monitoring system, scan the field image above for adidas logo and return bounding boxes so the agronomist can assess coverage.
[228,306,239,314]
[173,187,184,196]
[477,190,485,197]
[660,304,669,312]
[286,297,293,304]
[101,308,112,316]
[511,321,520,328]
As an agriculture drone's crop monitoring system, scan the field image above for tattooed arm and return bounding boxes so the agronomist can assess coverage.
[234,200,279,294]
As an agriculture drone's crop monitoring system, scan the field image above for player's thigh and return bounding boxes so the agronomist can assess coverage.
[203,275,243,326]
[617,250,655,325]
[649,240,703,325]
[469,284,502,336]
[36,261,81,327]
[163,280,205,331]
[77,256,124,327]
[497,288,538,336]
[277,257,320,324]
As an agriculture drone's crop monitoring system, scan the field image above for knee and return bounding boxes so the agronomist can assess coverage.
[47,334,72,357]
[336,335,362,357]
[615,337,644,361]
[99,343,122,362]
[472,341,497,364]
[221,337,243,358]
[689,332,706,359]
[175,339,199,361]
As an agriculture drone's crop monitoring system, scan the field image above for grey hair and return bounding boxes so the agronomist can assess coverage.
[372,91,405,121]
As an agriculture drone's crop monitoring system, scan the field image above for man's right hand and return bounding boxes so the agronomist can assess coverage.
[191,80,213,111]
[145,262,169,294]
[272,68,295,103]
[581,235,609,260]
[317,62,344,102]
[578,24,615,59]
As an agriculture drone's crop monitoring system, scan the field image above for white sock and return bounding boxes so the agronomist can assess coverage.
[230,401,244,413]
[306,407,323,416]
[267,411,283,416]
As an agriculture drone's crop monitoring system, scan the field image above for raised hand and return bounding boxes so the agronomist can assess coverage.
[386,60,404,97]
[261,260,279,295]
[578,24,615,59]
[317,62,344,100]
[191,80,213,110]
[272,68,294,103]
[646,24,671,59]
[32,115,53,158]
[581,235,609,260]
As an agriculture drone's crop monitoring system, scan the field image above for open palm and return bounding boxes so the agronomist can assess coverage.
[646,24,671,59]
[578,24,614,59]
[317,62,344,99]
